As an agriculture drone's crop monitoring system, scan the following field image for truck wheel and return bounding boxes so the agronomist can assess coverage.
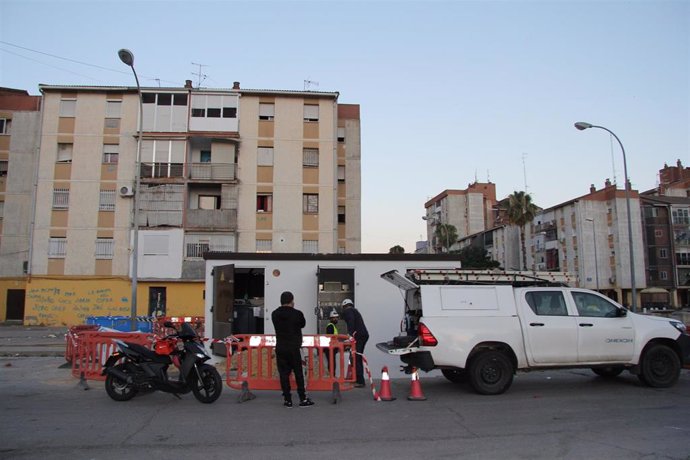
[441,368,467,384]
[640,344,680,388]
[591,366,624,378]
[468,350,514,395]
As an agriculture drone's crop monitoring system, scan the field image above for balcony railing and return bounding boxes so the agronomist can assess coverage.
[185,209,237,230]
[189,163,237,181]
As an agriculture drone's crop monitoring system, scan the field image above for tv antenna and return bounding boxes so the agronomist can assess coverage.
[191,62,209,88]
[609,134,618,185]
[522,152,529,192]
[304,79,319,91]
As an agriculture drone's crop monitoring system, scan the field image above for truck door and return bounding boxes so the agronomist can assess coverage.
[569,290,634,363]
[519,290,579,364]
[212,264,234,355]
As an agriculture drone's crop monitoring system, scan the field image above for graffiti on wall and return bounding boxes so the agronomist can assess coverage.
[25,284,129,326]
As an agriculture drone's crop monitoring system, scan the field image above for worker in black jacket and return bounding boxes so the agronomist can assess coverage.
[271,291,314,407]
[341,298,369,387]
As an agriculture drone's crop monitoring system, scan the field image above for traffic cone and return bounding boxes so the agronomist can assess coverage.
[378,366,396,401]
[407,367,426,401]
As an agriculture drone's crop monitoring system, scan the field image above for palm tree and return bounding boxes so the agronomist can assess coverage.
[503,191,538,270]
[435,223,458,253]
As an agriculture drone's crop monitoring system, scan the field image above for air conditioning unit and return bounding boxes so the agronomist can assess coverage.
[119,186,134,197]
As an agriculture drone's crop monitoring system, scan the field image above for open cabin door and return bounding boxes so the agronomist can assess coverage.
[212,264,234,355]
[316,267,354,334]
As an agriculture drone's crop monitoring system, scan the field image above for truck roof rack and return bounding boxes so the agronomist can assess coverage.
[406,268,575,287]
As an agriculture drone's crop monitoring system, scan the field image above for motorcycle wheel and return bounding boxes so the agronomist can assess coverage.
[104,363,137,401]
[191,364,222,404]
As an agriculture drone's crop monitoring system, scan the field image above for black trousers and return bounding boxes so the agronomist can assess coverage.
[354,335,369,385]
[276,347,306,401]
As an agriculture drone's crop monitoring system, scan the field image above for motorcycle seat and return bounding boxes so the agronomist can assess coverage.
[125,342,171,363]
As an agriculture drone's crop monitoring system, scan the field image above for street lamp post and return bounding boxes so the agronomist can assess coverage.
[119,49,143,330]
[585,218,600,291]
[422,215,448,253]
[575,122,636,311]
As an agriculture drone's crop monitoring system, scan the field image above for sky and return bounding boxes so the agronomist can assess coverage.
[1,0,688,253]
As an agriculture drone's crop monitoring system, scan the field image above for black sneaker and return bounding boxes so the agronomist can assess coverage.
[299,398,315,407]
[283,399,293,408]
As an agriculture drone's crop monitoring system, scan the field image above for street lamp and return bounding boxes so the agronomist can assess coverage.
[585,218,600,291]
[575,122,636,311]
[119,49,143,330]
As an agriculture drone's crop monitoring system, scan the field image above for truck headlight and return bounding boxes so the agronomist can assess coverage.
[670,321,687,335]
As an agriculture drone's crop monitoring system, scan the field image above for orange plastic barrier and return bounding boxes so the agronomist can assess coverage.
[226,334,356,394]
[65,325,99,363]
[70,330,155,382]
[155,316,205,338]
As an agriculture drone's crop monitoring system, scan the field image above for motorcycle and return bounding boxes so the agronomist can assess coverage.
[102,322,223,404]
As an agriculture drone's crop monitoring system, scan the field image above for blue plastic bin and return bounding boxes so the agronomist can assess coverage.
[85,315,154,333]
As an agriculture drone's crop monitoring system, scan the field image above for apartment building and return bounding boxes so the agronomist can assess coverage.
[640,160,690,308]
[17,82,360,325]
[423,182,497,252]
[0,88,41,322]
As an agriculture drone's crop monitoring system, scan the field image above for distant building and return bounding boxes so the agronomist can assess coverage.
[424,182,498,252]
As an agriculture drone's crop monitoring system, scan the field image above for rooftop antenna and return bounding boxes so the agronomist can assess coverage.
[522,152,529,192]
[487,169,491,182]
[304,79,319,91]
[154,78,161,87]
[191,62,208,88]
[609,134,618,185]
[474,169,478,183]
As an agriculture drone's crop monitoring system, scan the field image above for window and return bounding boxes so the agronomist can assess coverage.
[222,107,237,118]
[52,188,69,209]
[192,108,205,117]
[338,206,346,223]
[143,234,169,256]
[103,144,119,164]
[142,93,186,106]
[173,94,188,106]
[99,189,116,211]
[660,271,669,280]
[303,194,318,214]
[672,208,690,225]
[191,94,237,120]
[338,165,345,182]
[48,237,67,258]
[105,100,121,118]
[157,93,172,105]
[0,118,10,134]
[200,150,212,163]
[59,99,76,117]
[95,238,114,259]
[142,93,156,104]
[104,118,120,129]
[259,103,274,120]
[655,229,663,238]
[572,291,620,317]
[337,127,345,142]
[525,291,568,316]
[659,248,668,259]
[256,239,272,253]
[303,148,319,167]
[677,252,690,266]
[186,242,210,258]
[257,193,273,212]
[257,147,274,166]
[303,104,319,122]
[303,240,318,254]
[198,195,220,210]
[0,201,4,219]
[207,108,221,118]
[57,143,73,163]
[0,161,7,177]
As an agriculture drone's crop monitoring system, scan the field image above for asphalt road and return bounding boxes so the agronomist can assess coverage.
[1,357,689,460]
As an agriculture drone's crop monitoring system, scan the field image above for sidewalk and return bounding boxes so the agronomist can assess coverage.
[0,324,68,357]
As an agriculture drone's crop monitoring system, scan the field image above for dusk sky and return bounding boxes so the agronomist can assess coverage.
[1,0,688,252]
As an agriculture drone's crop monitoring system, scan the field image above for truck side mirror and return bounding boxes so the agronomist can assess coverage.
[617,308,627,317]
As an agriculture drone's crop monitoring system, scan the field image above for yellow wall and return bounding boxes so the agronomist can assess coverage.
[19,277,204,326]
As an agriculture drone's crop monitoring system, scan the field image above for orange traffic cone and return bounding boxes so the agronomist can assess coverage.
[378,366,396,401]
[407,367,426,401]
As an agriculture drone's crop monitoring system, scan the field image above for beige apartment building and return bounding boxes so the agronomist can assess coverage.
[9,82,360,325]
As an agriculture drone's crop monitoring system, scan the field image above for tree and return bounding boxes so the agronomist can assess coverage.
[389,245,405,254]
[435,224,458,253]
[458,246,500,269]
[503,191,538,270]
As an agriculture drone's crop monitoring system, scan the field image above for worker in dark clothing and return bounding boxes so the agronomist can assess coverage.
[271,291,314,407]
[341,298,369,387]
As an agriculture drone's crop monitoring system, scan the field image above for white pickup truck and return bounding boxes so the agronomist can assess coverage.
[377,269,690,395]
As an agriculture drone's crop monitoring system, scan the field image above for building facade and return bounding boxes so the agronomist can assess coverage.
[0,88,42,321]
[1,82,360,325]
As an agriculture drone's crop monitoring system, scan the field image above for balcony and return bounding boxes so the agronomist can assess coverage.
[185,209,237,230]
[188,163,237,181]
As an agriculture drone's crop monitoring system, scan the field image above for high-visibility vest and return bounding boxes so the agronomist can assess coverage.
[326,322,338,335]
